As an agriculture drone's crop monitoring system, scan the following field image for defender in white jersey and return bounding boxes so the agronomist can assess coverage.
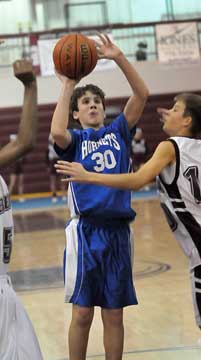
[56,92,201,330]
[0,52,43,359]
[52,33,149,360]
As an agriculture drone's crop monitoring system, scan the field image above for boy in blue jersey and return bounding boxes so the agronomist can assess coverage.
[51,33,149,360]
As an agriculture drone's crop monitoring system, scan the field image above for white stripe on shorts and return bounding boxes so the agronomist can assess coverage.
[64,218,79,302]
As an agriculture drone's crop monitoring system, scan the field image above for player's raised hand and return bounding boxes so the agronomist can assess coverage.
[95,33,122,60]
[13,59,36,85]
[55,69,79,86]
[0,39,4,45]
[55,160,90,183]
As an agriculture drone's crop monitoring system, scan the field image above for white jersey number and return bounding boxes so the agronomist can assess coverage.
[183,166,201,204]
[91,150,117,172]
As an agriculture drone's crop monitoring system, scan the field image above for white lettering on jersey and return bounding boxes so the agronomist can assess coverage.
[82,140,88,160]
[81,133,120,160]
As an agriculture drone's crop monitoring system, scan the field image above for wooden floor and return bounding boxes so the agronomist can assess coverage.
[10,197,201,360]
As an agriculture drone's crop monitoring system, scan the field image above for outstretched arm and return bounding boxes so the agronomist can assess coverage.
[0,59,37,167]
[96,34,149,128]
[55,141,175,190]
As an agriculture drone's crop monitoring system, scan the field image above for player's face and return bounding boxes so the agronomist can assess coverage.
[160,101,190,136]
[73,91,105,130]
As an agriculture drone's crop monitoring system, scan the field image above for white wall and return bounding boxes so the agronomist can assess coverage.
[1,60,201,108]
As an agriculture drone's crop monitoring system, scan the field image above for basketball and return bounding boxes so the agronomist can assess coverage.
[53,33,98,79]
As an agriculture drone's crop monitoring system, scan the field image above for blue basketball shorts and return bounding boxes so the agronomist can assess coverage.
[63,216,138,308]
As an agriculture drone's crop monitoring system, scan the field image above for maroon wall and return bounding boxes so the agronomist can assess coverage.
[0,93,179,194]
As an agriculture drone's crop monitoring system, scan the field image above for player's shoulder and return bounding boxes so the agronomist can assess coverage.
[154,140,176,163]
[108,112,125,124]
[107,112,130,135]
[156,139,175,152]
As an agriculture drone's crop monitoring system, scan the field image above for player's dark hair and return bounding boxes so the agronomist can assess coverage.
[174,93,201,137]
[70,84,105,115]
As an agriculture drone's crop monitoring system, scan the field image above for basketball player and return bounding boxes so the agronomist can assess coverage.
[0,55,43,359]
[131,127,149,171]
[51,33,149,359]
[55,92,201,330]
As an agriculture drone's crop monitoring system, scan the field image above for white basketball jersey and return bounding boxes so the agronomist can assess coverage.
[0,175,13,275]
[0,177,43,359]
[157,137,201,269]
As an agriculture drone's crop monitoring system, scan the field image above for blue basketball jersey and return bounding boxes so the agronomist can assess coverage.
[55,112,136,220]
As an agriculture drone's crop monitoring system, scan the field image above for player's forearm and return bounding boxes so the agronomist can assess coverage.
[17,80,37,149]
[0,140,29,167]
[0,81,37,167]
[115,53,149,100]
[87,172,145,191]
[51,81,74,140]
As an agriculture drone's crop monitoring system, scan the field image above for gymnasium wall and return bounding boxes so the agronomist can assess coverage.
[1,59,201,107]
[0,94,187,194]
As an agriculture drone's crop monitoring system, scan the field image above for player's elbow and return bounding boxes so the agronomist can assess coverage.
[51,130,69,149]
[51,128,62,142]
[18,139,35,156]
[141,88,149,101]
[51,132,61,146]
[25,141,35,152]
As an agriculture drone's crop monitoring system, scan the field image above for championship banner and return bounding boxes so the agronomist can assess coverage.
[37,38,57,76]
[37,35,116,77]
[156,22,200,63]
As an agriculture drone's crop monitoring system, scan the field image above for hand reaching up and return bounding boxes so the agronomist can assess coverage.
[13,59,36,85]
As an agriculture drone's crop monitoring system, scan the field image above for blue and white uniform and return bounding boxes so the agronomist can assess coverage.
[157,136,201,326]
[0,175,43,359]
[55,113,138,308]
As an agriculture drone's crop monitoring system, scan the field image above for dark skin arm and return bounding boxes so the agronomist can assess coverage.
[0,59,37,167]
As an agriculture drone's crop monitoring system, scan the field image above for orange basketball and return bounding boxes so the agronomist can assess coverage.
[53,33,98,79]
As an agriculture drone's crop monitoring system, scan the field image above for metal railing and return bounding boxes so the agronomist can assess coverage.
[0,18,201,67]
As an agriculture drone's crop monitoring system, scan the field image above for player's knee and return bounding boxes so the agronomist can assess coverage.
[102,309,123,328]
[73,306,94,328]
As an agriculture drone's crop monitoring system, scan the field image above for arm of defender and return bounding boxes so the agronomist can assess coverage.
[0,59,37,167]
[55,141,175,190]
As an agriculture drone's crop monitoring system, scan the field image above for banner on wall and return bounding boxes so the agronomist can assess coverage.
[156,22,200,63]
[37,34,116,77]
[37,38,57,76]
